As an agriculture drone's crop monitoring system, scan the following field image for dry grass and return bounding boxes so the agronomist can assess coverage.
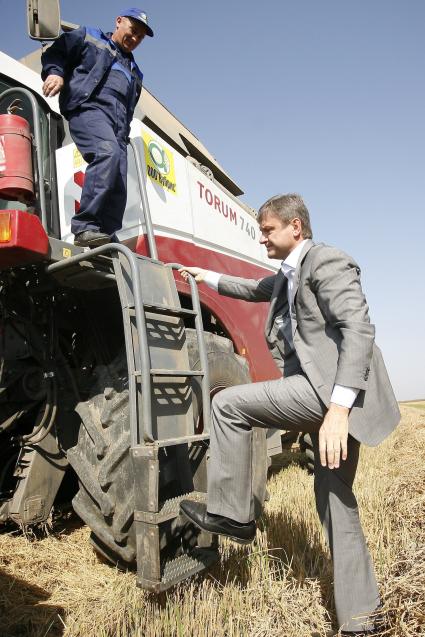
[0,405,424,637]
[401,401,425,411]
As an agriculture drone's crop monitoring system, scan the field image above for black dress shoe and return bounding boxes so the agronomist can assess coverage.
[74,230,111,247]
[180,500,256,544]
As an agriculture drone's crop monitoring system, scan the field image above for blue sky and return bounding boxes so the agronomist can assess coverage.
[1,1,424,400]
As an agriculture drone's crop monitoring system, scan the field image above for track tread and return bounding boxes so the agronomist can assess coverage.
[70,332,252,568]
[98,430,131,488]
[70,359,137,564]
[67,447,114,516]
[73,491,136,562]
[75,402,107,457]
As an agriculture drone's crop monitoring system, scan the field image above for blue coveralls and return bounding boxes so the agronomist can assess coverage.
[41,27,143,237]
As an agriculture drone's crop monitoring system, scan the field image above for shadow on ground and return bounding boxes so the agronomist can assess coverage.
[0,568,64,637]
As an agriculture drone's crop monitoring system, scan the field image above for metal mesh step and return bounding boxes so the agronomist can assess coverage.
[137,548,219,592]
[143,303,198,317]
[135,490,206,523]
[132,369,204,378]
[161,490,206,518]
[150,369,204,377]
[127,305,197,317]
[162,549,218,585]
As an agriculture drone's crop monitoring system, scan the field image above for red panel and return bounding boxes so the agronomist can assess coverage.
[0,210,49,268]
[73,171,85,213]
[134,234,280,383]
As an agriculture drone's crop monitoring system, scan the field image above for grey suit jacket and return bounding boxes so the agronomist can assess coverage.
[218,240,400,446]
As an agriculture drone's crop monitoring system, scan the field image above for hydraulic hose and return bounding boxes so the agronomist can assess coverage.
[0,450,19,498]
[20,299,59,445]
[15,379,54,444]
[26,394,57,446]
[0,409,28,434]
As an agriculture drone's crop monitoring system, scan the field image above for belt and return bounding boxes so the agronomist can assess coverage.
[97,87,129,108]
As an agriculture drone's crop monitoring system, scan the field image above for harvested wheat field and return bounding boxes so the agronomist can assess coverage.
[0,404,424,637]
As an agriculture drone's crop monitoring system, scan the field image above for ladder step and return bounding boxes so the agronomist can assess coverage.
[143,303,198,317]
[149,369,204,377]
[134,490,206,523]
[152,433,210,447]
[137,548,219,592]
[126,306,198,317]
[133,369,203,377]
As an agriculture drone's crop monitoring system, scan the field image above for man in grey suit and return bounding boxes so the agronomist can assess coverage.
[180,193,400,635]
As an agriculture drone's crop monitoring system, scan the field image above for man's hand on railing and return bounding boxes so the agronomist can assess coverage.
[178,266,208,283]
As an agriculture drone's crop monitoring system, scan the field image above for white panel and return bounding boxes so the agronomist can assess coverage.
[187,163,270,266]
[54,119,274,270]
[133,121,194,237]
[55,143,78,242]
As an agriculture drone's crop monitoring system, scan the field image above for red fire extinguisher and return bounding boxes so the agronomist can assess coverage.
[0,110,34,203]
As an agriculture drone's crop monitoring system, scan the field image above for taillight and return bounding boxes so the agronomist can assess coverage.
[0,210,49,268]
[0,212,12,243]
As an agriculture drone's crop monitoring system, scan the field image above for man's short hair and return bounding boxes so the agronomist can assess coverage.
[258,193,313,239]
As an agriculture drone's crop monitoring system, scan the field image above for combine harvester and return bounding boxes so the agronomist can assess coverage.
[0,1,306,591]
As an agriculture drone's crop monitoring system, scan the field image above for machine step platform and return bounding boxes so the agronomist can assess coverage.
[135,490,206,524]
[138,548,219,593]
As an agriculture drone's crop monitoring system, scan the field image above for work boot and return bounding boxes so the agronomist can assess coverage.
[74,230,111,247]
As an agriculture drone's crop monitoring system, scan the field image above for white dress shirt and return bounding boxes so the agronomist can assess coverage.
[203,243,359,409]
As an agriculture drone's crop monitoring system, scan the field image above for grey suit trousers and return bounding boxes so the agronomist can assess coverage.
[208,373,380,632]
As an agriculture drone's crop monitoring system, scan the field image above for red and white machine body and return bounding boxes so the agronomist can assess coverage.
[0,51,279,382]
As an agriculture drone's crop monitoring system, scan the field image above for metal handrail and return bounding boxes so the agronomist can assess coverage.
[0,87,48,230]
[46,249,210,445]
[129,137,158,260]
[46,243,152,448]
[165,263,210,435]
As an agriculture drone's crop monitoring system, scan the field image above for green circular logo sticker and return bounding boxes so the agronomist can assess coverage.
[148,141,170,175]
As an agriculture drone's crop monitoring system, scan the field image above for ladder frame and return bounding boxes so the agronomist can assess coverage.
[46,244,211,447]
[47,244,218,591]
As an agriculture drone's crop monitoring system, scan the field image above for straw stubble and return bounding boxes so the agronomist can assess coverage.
[0,404,423,636]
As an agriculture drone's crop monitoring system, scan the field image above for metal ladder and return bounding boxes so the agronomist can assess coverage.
[46,242,219,591]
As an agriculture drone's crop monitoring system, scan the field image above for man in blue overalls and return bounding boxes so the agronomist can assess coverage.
[41,9,154,247]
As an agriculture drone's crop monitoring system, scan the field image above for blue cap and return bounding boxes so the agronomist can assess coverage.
[119,8,154,37]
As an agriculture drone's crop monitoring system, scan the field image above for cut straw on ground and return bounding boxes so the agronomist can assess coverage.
[0,405,424,636]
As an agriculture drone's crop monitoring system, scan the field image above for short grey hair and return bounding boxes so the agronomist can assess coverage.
[258,193,313,239]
